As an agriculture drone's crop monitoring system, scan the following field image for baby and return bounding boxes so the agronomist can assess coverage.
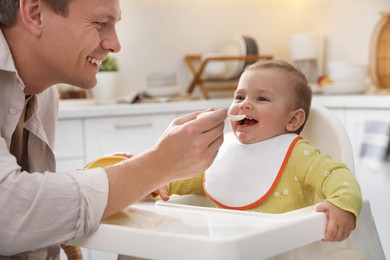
[154,59,362,242]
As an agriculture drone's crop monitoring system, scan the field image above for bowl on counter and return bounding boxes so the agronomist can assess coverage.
[322,80,370,95]
[327,61,368,81]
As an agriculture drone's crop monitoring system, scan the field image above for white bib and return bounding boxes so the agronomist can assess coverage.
[204,133,300,209]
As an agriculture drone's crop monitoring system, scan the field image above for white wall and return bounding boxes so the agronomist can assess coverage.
[114,0,390,97]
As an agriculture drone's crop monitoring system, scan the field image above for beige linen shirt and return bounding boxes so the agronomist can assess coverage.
[0,29,109,257]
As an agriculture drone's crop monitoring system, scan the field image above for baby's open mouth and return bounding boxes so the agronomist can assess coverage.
[239,117,258,126]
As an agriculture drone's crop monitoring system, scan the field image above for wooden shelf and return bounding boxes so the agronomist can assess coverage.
[185,54,273,99]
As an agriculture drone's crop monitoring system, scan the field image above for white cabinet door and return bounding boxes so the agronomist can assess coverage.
[55,119,85,171]
[344,109,390,161]
[344,108,390,260]
[84,114,175,162]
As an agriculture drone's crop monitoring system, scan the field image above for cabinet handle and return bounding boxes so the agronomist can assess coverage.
[114,122,153,129]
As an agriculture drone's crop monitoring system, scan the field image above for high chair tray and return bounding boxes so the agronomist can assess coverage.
[69,195,326,259]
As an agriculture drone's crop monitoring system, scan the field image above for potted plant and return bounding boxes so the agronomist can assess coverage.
[92,55,120,105]
[99,56,119,72]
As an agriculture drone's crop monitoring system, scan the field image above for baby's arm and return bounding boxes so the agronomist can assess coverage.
[314,201,356,242]
[292,140,362,241]
[152,172,205,201]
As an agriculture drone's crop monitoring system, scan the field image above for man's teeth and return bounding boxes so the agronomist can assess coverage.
[87,57,102,66]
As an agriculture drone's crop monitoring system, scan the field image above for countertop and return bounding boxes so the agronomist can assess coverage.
[58,93,390,119]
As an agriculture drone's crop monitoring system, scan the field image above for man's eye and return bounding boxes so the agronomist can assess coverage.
[94,22,106,29]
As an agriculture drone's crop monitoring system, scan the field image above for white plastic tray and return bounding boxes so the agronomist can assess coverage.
[69,195,326,259]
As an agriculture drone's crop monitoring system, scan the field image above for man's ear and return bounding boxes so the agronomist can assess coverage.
[286,108,306,132]
[19,0,43,36]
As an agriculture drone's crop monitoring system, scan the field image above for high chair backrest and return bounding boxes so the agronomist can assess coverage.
[300,104,385,259]
[300,103,355,173]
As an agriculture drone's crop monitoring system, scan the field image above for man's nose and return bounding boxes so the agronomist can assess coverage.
[102,30,121,53]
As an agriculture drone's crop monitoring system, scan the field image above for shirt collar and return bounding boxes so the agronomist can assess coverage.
[0,28,18,73]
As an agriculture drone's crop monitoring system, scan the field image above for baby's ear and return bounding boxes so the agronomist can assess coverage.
[286,108,305,132]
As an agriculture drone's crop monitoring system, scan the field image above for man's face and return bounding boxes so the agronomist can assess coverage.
[38,0,121,89]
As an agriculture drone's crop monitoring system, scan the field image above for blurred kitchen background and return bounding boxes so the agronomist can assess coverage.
[109,0,388,98]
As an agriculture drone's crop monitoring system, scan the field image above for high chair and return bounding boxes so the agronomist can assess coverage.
[157,103,385,259]
[300,103,355,173]
[69,104,385,260]
[276,103,386,259]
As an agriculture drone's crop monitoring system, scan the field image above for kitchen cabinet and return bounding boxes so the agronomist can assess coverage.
[343,109,390,161]
[54,119,85,172]
[56,99,233,171]
[84,114,175,163]
[342,108,390,258]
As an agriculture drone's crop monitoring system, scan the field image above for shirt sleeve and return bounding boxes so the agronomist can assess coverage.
[0,143,108,255]
[291,139,362,220]
[167,172,205,196]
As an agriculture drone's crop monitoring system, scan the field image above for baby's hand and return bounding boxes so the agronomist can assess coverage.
[314,201,356,242]
[151,185,170,201]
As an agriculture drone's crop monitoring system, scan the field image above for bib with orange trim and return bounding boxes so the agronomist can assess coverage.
[204,133,301,210]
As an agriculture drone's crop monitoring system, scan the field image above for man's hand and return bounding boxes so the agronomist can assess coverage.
[152,108,227,182]
[102,108,226,218]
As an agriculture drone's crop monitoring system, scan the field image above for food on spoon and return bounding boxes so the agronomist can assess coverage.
[228,114,246,121]
[197,111,246,122]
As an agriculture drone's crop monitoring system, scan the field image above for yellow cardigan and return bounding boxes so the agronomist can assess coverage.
[167,138,362,219]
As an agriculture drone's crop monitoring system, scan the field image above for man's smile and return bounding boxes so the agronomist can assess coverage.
[87,56,103,66]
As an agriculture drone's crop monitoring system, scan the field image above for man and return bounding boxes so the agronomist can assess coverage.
[0,0,226,258]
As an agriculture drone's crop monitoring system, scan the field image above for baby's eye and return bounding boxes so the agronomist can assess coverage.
[234,95,245,101]
[256,96,268,102]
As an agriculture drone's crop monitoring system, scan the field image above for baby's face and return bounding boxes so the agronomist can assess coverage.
[228,69,296,144]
